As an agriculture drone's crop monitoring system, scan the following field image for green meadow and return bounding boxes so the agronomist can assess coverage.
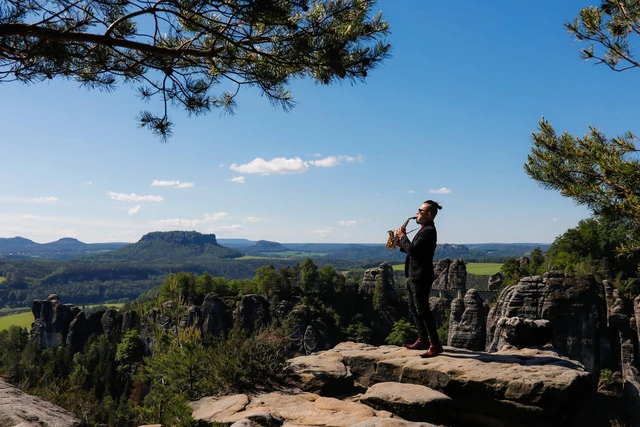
[392,262,502,276]
[466,263,502,275]
[0,311,33,330]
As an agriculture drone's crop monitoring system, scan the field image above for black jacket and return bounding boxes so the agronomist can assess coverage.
[398,220,437,283]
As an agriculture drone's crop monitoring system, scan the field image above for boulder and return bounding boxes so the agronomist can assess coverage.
[488,273,504,291]
[359,382,453,425]
[190,391,437,427]
[489,317,552,351]
[288,342,592,427]
[0,377,82,426]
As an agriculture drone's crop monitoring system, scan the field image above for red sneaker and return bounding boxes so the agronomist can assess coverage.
[420,344,444,358]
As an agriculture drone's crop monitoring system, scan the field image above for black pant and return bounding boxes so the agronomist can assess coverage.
[407,278,441,346]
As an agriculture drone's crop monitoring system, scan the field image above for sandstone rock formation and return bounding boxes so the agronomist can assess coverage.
[190,391,438,427]
[360,262,395,295]
[360,382,453,425]
[199,293,231,337]
[432,258,466,293]
[488,272,504,291]
[486,273,603,375]
[31,294,79,349]
[0,377,82,426]
[287,341,591,427]
[235,294,271,334]
[447,288,486,350]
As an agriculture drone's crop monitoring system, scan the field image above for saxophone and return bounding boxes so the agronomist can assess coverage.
[386,216,417,249]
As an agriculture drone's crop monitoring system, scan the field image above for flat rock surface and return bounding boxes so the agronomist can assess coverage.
[288,342,592,425]
[190,390,437,427]
[0,378,82,427]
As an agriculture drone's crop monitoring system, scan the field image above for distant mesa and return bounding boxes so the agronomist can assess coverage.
[245,240,289,253]
[88,230,242,262]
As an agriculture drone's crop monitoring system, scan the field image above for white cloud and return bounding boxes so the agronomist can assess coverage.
[552,218,558,222]
[33,196,58,203]
[338,220,358,227]
[231,157,309,175]
[428,187,453,194]
[229,176,246,184]
[108,192,163,202]
[408,190,415,194]
[310,227,333,237]
[152,212,228,229]
[86,181,92,185]
[128,205,141,215]
[151,179,194,189]
[245,217,262,223]
[22,214,38,219]
[308,154,364,168]
[204,212,227,221]
[230,154,363,175]
[308,156,340,167]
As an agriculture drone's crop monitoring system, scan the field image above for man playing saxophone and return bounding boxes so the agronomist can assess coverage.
[395,200,444,358]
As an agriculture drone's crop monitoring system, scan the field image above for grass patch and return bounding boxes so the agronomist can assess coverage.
[392,262,502,275]
[0,311,33,330]
[467,263,502,275]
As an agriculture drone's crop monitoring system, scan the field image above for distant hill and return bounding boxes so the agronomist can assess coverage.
[86,231,242,262]
[243,240,290,254]
[0,237,128,259]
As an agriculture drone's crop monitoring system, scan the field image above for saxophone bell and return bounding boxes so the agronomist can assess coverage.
[386,216,417,249]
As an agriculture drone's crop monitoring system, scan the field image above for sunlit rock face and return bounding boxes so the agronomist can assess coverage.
[486,273,604,374]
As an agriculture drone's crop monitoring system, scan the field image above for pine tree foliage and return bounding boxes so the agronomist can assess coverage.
[567,0,640,72]
[0,0,390,139]
[525,118,640,254]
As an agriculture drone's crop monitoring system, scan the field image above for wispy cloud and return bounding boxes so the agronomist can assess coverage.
[22,214,38,219]
[552,218,558,222]
[408,190,415,194]
[212,224,244,233]
[108,192,163,202]
[230,154,363,175]
[128,205,141,215]
[308,154,363,168]
[86,181,92,185]
[338,220,358,227]
[229,176,245,184]
[33,196,58,203]
[152,212,228,228]
[310,227,333,237]
[231,157,308,175]
[428,187,453,194]
[151,179,194,189]
[245,217,262,223]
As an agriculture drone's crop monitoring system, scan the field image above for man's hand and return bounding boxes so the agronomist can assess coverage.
[396,227,406,239]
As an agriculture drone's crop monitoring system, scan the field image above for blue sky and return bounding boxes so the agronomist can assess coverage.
[1,0,636,245]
